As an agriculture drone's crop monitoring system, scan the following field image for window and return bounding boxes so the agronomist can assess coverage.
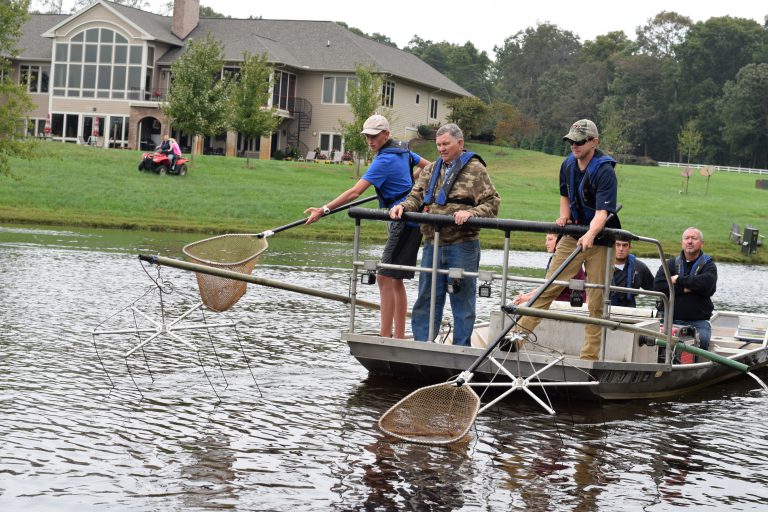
[52,28,144,99]
[19,65,50,93]
[322,76,355,104]
[430,98,439,120]
[381,80,395,108]
[319,133,342,156]
[272,70,296,110]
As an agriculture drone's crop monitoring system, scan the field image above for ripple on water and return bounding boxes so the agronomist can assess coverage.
[1,229,768,511]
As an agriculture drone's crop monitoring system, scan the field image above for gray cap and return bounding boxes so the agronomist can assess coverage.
[563,119,599,142]
[361,114,390,135]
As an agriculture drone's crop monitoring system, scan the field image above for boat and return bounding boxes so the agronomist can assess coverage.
[141,207,768,412]
[342,208,768,408]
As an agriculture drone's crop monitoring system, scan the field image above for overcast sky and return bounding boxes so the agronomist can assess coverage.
[29,1,767,56]
[191,0,767,55]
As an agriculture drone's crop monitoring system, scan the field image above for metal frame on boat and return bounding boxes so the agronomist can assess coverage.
[343,208,768,406]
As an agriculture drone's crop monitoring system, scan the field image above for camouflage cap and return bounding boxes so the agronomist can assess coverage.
[563,119,599,142]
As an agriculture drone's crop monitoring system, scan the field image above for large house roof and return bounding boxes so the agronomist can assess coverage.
[17,1,469,97]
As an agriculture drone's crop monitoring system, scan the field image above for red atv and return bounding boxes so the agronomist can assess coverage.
[138,150,189,176]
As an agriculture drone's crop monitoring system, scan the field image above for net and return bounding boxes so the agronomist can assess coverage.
[378,382,480,445]
[182,234,268,312]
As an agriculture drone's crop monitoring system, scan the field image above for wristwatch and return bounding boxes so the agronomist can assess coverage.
[322,205,331,215]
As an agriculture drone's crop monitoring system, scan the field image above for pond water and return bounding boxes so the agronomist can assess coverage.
[1,224,767,511]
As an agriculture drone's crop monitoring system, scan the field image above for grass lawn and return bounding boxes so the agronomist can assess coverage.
[2,140,766,263]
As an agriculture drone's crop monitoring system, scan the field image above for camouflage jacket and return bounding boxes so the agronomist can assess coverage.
[399,155,500,244]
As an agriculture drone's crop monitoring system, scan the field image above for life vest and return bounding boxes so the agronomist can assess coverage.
[611,254,635,305]
[673,252,712,278]
[374,140,416,208]
[423,151,486,207]
[566,153,616,224]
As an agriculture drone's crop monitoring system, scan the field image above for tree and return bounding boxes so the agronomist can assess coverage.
[717,63,768,168]
[0,0,35,178]
[338,65,382,177]
[635,11,693,58]
[228,52,280,166]
[445,97,488,139]
[162,34,230,157]
[677,119,703,164]
[406,37,493,101]
[493,23,581,116]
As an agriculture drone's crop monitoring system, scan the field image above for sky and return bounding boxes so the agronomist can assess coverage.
[189,0,767,55]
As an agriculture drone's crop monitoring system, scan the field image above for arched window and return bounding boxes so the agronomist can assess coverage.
[52,27,146,99]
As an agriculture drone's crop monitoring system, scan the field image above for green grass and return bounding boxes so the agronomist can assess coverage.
[3,140,767,263]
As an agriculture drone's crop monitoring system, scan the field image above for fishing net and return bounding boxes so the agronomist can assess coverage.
[378,382,480,445]
[182,234,268,312]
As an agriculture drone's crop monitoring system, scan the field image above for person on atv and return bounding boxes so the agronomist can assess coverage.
[169,138,181,171]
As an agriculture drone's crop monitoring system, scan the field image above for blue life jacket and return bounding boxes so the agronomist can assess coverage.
[566,153,616,224]
[673,252,712,278]
[423,151,486,207]
[611,254,635,305]
[374,140,416,208]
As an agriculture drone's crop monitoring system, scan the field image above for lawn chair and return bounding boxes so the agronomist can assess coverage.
[730,223,742,244]
[298,151,315,163]
[330,152,343,164]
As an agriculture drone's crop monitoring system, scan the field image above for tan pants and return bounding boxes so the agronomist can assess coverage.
[515,236,608,360]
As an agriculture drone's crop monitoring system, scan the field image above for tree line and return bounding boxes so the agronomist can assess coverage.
[400,13,768,168]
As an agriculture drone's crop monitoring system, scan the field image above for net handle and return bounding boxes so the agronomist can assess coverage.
[257,195,377,238]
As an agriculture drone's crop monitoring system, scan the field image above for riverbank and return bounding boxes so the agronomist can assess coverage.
[3,141,766,263]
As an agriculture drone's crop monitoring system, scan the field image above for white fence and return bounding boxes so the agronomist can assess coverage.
[658,162,768,176]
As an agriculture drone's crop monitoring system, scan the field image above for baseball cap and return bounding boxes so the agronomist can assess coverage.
[563,119,599,142]
[361,114,390,135]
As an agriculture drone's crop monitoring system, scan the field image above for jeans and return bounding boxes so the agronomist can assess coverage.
[674,319,712,351]
[411,240,480,346]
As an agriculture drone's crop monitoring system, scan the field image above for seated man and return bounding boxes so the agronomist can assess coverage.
[653,227,717,351]
[611,238,654,308]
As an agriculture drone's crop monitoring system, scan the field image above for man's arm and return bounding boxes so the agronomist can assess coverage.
[637,260,655,290]
[653,263,671,295]
[578,209,608,250]
[305,179,371,224]
[676,261,717,297]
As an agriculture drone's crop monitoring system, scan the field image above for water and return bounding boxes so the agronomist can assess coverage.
[1,224,767,511]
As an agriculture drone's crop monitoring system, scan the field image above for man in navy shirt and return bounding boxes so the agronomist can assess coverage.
[515,119,620,359]
[611,238,654,308]
[305,114,429,338]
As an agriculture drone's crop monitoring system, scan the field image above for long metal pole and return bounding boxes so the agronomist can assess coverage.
[138,255,382,312]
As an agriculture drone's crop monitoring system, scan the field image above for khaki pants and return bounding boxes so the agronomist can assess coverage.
[515,236,608,360]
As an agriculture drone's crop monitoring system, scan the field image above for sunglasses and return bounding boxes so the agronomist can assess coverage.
[569,138,593,147]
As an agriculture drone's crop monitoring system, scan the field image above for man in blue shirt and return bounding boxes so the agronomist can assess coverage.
[515,119,620,359]
[305,114,429,338]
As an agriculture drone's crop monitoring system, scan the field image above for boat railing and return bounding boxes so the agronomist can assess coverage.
[347,207,678,364]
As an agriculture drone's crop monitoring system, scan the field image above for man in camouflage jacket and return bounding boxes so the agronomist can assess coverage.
[390,123,500,346]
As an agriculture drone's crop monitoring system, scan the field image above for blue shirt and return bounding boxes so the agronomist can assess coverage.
[362,144,421,207]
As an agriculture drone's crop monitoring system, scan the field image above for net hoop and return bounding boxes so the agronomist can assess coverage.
[378,382,480,445]
[182,234,268,312]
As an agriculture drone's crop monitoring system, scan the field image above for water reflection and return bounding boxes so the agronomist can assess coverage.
[1,224,768,511]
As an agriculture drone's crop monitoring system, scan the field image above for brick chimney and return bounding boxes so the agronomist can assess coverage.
[172,0,200,40]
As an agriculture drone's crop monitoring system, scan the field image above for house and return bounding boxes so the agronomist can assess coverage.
[13,0,470,158]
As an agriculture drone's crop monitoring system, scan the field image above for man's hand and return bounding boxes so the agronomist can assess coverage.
[555,216,571,227]
[389,204,404,219]
[578,231,596,250]
[454,210,472,225]
[303,207,324,225]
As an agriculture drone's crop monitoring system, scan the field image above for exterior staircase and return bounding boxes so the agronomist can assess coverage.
[286,97,312,157]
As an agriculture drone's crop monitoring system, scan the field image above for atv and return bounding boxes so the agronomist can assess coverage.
[138,150,189,176]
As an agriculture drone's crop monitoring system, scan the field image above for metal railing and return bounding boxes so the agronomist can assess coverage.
[345,208,676,364]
